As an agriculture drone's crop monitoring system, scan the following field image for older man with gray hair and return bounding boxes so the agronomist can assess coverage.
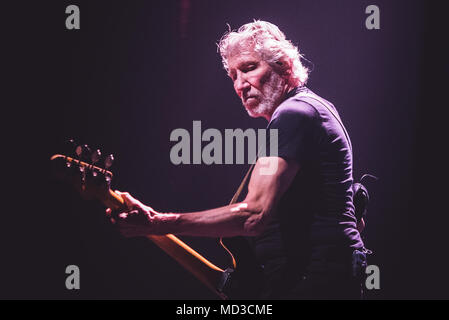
[107,20,367,299]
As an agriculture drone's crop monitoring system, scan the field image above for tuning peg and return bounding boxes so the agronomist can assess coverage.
[91,149,101,165]
[104,154,114,188]
[75,145,82,158]
[104,154,114,169]
[75,144,91,161]
[90,149,102,177]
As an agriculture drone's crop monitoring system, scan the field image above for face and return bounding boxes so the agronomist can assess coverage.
[228,49,288,120]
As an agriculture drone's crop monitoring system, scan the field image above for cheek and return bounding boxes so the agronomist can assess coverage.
[255,68,275,88]
[259,71,272,85]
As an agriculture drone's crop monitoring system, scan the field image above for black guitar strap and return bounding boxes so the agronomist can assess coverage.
[229,163,255,205]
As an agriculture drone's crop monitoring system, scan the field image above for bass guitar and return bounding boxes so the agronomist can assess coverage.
[51,144,262,299]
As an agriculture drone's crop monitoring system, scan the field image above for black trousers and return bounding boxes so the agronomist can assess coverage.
[259,248,367,300]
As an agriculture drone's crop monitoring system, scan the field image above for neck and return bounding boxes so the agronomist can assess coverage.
[265,84,296,122]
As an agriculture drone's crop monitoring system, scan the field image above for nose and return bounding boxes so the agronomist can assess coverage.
[233,71,250,97]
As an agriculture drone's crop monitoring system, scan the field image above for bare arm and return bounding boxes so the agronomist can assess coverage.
[109,156,299,238]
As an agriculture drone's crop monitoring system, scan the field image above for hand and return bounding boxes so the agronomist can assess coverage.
[106,190,159,238]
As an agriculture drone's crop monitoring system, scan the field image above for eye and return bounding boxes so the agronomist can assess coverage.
[243,64,257,72]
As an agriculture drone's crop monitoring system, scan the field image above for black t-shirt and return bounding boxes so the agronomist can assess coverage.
[253,86,364,296]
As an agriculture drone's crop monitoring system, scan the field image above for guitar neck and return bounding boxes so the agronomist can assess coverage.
[104,189,227,299]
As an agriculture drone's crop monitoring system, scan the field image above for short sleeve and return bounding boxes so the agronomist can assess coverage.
[264,99,319,164]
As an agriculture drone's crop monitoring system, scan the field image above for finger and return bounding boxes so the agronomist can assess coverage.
[109,209,127,221]
[115,190,133,208]
[114,190,128,209]
[106,208,112,217]
[118,212,128,219]
[115,191,136,209]
[118,210,141,222]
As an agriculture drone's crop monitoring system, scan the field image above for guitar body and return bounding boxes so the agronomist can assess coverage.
[220,236,264,299]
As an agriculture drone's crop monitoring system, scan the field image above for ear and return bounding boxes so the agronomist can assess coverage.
[273,59,291,81]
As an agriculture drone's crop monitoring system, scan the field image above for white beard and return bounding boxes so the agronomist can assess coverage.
[245,72,286,119]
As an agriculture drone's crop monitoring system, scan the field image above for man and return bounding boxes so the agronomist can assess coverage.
[107,20,366,299]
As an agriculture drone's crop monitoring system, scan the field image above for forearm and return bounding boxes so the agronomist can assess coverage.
[113,157,295,239]
[155,203,259,237]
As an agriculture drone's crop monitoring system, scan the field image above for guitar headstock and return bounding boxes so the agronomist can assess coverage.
[50,139,117,204]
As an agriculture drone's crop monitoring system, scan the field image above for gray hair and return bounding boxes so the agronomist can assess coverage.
[218,20,309,87]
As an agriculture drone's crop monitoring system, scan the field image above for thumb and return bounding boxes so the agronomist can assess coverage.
[115,190,135,209]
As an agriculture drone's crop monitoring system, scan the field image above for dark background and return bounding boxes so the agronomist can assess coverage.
[3,0,448,299]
